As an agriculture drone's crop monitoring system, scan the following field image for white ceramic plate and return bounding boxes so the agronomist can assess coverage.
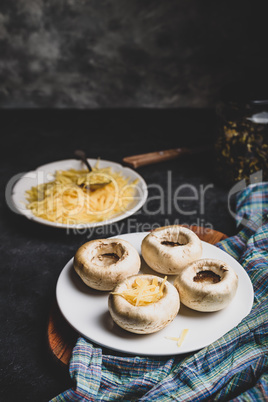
[56,232,254,356]
[10,159,147,229]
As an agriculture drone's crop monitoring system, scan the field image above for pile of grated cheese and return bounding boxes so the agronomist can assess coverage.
[25,162,138,225]
[112,276,167,306]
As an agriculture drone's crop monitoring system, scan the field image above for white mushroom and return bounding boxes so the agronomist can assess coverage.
[174,258,238,312]
[108,274,180,334]
[73,238,141,291]
[141,225,202,275]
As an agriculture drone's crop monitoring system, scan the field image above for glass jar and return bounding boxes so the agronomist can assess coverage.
[214,98,268,187]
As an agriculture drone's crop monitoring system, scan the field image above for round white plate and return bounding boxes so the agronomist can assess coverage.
[9,159,147,229]
[56,232,254,356]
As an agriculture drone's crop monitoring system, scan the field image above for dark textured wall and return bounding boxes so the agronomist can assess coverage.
[0,1,266,108]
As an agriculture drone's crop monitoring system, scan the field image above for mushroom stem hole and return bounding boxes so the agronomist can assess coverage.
[161,240,184,247]
[99,253,120,262]
[160,234,188,247]
[193,270,221,284]
[92,242,125,266]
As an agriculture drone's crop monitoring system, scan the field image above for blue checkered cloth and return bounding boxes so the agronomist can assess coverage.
[51,183,268,402]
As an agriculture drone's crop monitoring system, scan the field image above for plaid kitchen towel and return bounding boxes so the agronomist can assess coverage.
[51,183,268,402]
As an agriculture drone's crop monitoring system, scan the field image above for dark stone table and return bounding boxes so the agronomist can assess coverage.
[0,109,236,401]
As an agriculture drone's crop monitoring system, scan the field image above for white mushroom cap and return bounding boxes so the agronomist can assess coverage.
[73,238,141,291]
[141,225,202,275]
[174,258,238,312]
[108,274,180,334]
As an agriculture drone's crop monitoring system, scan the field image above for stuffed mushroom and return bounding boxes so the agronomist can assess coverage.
[108,274,180,334]
[73,238,141,291]
[141,225,202,275]
[174,258,238,312]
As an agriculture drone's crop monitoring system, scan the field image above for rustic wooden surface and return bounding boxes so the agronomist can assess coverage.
[47,226,228,366]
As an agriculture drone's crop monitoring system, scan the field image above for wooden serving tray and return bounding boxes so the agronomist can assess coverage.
[48,226,228,366]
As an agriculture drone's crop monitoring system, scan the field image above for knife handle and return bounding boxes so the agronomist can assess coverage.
[122,146,211,169]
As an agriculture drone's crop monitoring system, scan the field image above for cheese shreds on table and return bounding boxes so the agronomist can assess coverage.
[112,276,167,306]
[25,162,138,224]
[166,328,189,347]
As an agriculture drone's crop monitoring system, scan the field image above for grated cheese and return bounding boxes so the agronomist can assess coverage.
[166,328,189,347]
[25,162,138,225]
[112,276,167,306]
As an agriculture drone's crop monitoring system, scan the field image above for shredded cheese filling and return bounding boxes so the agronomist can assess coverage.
[166,328,189,347]
[25,162,138,224]
[112,276,167,306]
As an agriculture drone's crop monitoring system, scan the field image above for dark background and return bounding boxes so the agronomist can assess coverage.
[0,0,267,108]
[1,1,267,401]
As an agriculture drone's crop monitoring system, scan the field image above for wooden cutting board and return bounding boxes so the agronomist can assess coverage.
[47,226,228,366]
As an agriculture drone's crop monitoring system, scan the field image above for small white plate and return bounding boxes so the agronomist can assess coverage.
[56,232,254,356]
[10,159,148,229]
